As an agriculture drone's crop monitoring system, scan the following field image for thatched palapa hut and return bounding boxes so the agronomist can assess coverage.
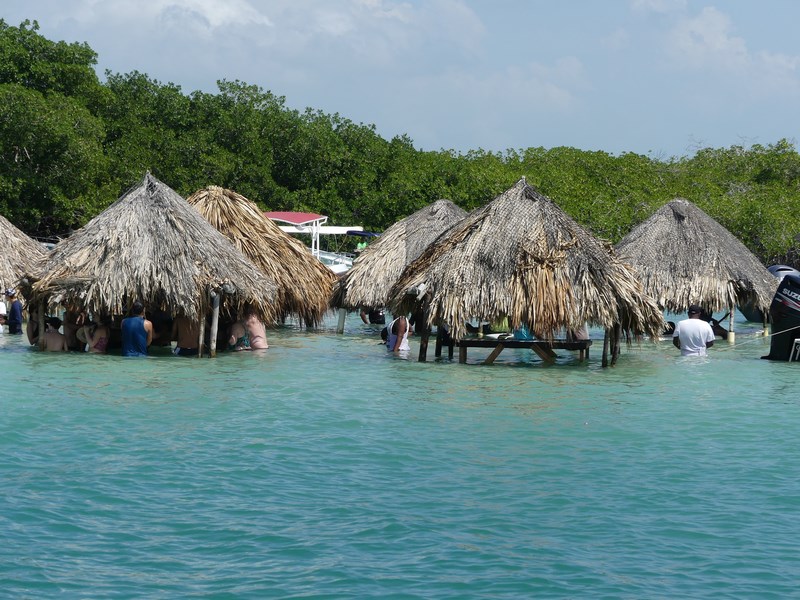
[187,186,336,326]
[331,199,467,325]
[389,178,666,365]
[0,213,47,292]
[29,172,278,355]
[615,198,777,340]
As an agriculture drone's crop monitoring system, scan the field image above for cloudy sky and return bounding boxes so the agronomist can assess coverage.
[4,0,800,158]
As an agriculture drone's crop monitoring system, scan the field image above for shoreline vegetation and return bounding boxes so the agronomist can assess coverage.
[0,20,798,268]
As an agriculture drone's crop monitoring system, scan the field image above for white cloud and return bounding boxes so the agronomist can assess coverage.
[666,7,750,71]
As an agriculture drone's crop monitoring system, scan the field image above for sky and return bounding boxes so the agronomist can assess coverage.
[4,0,800,158]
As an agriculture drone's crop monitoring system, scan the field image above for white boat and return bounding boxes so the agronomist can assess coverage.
[264,211,363,274]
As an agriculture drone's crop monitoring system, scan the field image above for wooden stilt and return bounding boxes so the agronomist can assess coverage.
[602,329,609,368]
[197,307,206,358]
[418,326,430,362]
[610,323,621,366]
[209,291,220,358]
[336,308,347,334]
[38,301,46,351]
[459,345,467,363]
[727,305,736,344]
[434,326,443,358]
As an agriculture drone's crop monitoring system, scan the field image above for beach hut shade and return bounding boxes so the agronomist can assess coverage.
[0,213,47,292]
[389,178,666,341]
[30,172,277,321]
[332,199,467,310]
[187,186,336,326]
[615,198,777,314]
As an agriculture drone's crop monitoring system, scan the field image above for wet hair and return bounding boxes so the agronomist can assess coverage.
[46,317,62,330]
[131,301,144,315]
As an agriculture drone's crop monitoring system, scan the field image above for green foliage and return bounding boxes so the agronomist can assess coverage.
[0,21,799,266]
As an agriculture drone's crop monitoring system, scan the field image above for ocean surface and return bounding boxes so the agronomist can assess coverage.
[1,311,798,599]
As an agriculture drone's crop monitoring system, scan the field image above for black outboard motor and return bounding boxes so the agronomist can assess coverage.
[764,273,800,361]
[740,265,800,322]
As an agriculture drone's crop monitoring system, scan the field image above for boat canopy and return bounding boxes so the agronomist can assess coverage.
[264,211,364,261]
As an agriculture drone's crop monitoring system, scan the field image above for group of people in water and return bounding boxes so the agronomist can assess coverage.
[1,296,269,357]
[360,303,726,359]
[2,287,725,359]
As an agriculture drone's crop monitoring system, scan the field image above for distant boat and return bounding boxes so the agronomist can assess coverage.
[264,211,367,274]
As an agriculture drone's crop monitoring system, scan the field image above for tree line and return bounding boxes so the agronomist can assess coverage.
[1,20,798,266]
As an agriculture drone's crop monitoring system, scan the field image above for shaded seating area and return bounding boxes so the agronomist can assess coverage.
[21,172,278,356]
[388,178,666,366]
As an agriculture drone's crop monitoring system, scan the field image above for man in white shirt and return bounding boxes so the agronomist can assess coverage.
[673,305,715,356]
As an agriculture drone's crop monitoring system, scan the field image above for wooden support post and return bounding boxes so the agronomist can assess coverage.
[727,306,736,344]
[38,301,46,351]
[209,291,220,358]
[459,345,467,364]
[434,326,443,358]
[602,329,609,368]
[484,343,505,365]
[197,307,206,358]
[417,326,430,362]
[336,308,347,334]
[448,338,454,360]
[611,323,621,366]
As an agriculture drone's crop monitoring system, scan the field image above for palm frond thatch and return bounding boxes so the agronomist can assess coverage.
[187,186,336,326]
[332,199,467,310]
[615,198,776,313]
[389,178,666,340]
[0,213,47,292]
[29,172,277,321]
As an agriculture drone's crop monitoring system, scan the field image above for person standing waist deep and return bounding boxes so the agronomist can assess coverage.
[121,301,153,356]
[4,289,23,334]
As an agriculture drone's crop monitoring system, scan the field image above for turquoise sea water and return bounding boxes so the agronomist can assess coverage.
[1,312,799,599]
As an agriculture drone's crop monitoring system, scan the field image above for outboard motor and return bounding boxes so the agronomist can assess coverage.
[740,265,800,323]
[764,273,800,361]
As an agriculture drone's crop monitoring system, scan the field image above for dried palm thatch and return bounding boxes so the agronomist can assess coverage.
[615,198,776,314]
[389,178,666,341]
[186,185,336,326]
[332,199,467,310]
[29,172,277,321]
[0,213,47,292]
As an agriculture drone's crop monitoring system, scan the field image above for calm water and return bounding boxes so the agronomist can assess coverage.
[1,313,798,599]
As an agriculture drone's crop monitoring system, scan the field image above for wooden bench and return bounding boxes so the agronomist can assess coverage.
[445,337,592,364]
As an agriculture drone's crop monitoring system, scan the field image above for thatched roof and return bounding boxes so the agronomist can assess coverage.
[186,185,336,326]
[332,199,467,310]
[388,178,666,340]
[29,173,277,320]
[615,198,776,313]
[0,214,47,292]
